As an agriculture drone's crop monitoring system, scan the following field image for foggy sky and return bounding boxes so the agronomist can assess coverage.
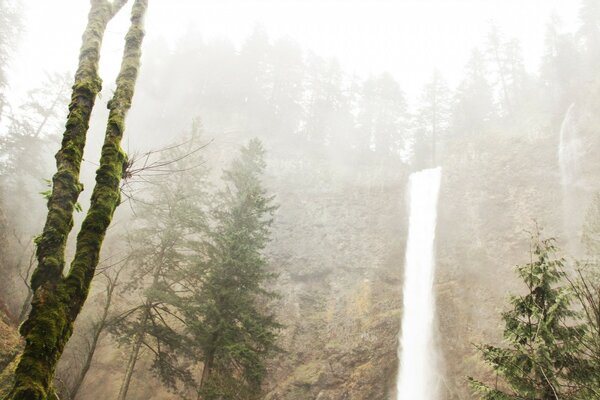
[7,0,578,110]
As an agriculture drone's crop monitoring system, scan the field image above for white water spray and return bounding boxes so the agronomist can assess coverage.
[558,103,578,188]
[396,167,442,400]
[558,103,582,252]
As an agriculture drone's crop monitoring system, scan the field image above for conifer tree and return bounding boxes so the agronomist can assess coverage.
[0,0,21,122]
[583,193,600,258]
[453,49,495,135]
[469,233,587,400]
[112,126,209,399]
[579,0,600,66]
[182,139,280,400]
[357,72,407,157]
[413,70,451,168]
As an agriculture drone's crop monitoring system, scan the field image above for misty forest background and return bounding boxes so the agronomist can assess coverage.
[1,0,600,399]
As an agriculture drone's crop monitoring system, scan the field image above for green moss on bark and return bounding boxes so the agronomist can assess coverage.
[6,1,148,399]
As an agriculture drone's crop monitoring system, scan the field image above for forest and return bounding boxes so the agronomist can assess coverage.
[0,0,599,399]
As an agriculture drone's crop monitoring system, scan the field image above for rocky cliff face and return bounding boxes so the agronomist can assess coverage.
[263,95,600,400]
[262,150,408,400]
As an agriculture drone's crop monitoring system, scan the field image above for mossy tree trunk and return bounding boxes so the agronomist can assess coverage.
[6,1,147,399]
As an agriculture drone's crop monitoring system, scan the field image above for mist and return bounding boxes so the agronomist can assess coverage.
[1,0,599,399]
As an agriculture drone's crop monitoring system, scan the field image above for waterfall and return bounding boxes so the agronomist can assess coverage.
[396,167,442,400]
[558,103,578,188]
[558,103,581,252]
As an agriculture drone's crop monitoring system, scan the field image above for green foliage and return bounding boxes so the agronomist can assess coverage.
[111,124,210,395]
[181,139,281,400]
[7,1,148,399]
[583,193,600,257]
[38,179,82,212]
[469,233,590,400]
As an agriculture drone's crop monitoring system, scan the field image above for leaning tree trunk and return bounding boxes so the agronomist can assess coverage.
[7,1,147,399]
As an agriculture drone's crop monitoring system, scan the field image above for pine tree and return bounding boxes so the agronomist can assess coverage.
[583,193,600,258]
[453,49,496,136]
[469,233,587,400]
[0,0,21,122]
[579,0,600,66]
[182,139,280,400]
[484,28,529,118]
[112,125,209,399]
[357,72,407,157]
[412,70,452,168]
[303,56,353,147]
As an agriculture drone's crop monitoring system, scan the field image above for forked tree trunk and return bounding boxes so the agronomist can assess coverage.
[7,1,147,399]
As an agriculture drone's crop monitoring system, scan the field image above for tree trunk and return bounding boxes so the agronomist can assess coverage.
[116,246,167,399]
[69,275,118,400]
[197,348,215,400]
[17,290,32,324]
[117,310,148,400]
[8,1,146,399]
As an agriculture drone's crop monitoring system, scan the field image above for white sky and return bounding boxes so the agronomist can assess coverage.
[6,0,579,107]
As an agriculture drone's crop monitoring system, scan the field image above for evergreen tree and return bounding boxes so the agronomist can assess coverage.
[567,266,600,399]
[357,72,407,157]
[579,0,600,66]
[302,55,352,147]
[0,0,21,122]
[0,72,69,235]
[268,37,305,139]
[469,233,587,400]
[485,28,533,121]
[453,49,496,136]
[583,193,600,258]
[412,70,452,168]
[182,139,280,400]
[235,26,273,137]
[112,125,209,399]
[540,16,583,114]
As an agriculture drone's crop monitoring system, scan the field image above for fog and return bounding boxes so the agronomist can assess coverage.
[1,1,599,400]
[8,0,578,104]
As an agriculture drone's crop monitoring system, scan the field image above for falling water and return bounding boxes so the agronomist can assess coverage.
[396,167,442,400]
[558,103,581,252]
[558,103,578,188]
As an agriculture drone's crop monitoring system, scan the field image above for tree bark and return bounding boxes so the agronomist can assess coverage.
[69,274,118,400]
[7,1,147,399]
[197,348,215,400]
[117,310,148,400]
[117,245,166,399]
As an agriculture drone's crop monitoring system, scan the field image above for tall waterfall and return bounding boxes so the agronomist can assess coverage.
[396,167,442,400]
